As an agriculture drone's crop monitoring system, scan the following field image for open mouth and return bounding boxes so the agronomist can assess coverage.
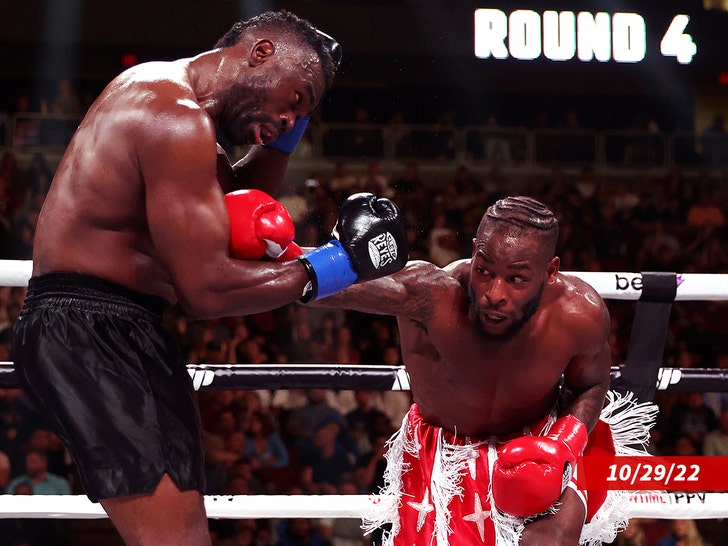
[482,311,507,326]
[259,123,279,144]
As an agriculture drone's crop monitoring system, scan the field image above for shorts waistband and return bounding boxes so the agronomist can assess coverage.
[22,272,171,322]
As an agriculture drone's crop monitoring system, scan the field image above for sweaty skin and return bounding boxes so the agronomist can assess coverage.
[32,34,325,318]
[316,229,611,437]
[311,226,612,545]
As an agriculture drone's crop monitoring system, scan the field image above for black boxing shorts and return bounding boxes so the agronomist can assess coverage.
[12,272,205,502]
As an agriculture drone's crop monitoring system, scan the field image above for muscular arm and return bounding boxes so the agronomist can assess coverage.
[140,102,309,318]
[308,260,447,322]
[559,284,613,432]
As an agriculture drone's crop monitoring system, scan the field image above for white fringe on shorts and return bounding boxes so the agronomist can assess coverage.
[362,391,658,546]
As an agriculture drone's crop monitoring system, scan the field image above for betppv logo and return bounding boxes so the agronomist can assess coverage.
[615,273,643,291]
[615,273,685,291]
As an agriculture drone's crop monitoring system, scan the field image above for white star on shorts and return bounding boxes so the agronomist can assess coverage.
[463,492,490,542]
[407,487,434,532]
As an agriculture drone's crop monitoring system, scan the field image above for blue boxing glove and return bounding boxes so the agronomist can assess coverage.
[299,193,408,301]
[263,116,310,154]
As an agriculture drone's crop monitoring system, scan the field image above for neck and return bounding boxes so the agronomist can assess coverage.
[187,51,225,118]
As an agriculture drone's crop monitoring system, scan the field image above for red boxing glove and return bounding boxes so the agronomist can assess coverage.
[491,415,588,518]
[225,189,302,261]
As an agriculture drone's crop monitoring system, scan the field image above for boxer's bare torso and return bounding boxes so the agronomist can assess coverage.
[33,62,196,302]
[398,261,609,436]
[315,230,612,437]
[33,38,326,316]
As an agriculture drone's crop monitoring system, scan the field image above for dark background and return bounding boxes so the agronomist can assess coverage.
[1,0,727,132]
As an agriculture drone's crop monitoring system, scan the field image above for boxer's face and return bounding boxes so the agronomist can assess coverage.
[468,225,558,341]
[217,39,325,146]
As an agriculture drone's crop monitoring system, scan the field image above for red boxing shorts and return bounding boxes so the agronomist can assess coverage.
[362,392,657,546]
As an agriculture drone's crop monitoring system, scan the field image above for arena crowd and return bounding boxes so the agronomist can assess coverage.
[0,81,727,545]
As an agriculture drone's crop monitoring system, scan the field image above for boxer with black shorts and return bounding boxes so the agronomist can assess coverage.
[12,10,408,546]
[310,196,656,546]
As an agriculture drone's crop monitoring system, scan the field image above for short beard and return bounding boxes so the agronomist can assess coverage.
[217,79,272,145]
[469,282,544,342]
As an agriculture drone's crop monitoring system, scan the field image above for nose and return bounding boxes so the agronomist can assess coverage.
[485,277,507,307]
[280,111,295,132]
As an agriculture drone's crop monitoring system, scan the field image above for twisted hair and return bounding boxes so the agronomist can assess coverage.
[214,10,338,90]
[477,196,559,257]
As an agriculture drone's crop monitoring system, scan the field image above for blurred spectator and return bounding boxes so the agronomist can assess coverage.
[276,518,331,546]
[204,407,242,493]
[24,428,71,480]
[482,114,512,166]
[319,480,367,546]
[7,449,71,495]
[427,211,460,267]
[223,456,264,496]
[574,165,600,201]
[310,311,338,359]
[215,518,271,546]
[610,180,640,216]
[327,161,357,194]
[657,519,705,546]
[389,162,427,212]
[50,78,82,116]
[702,407,728,456]
[299,420,354,495]
[345,391,388,457]
[358,162,389,197]
[0,387,39,476]
[662,392,718,452]
[0,152,28,207]
[625,110,661,165]
[9,219,35,259]
[0,450,10,493]
[244,410,289,470]
[700,114,728,166]
[325,325,361,366]
[607,518,651,546]
[441,165,485,220]
[284,389,347,452]
[347,106,383,157]
[25,154,54,207]
[354,433,388,495]
[12,95,42,148]
[685,188,726,232]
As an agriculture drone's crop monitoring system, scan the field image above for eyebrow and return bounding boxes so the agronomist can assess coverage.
[475,252,532,270]
[507,263,532,271]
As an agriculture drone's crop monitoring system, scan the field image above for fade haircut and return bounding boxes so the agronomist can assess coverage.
[477,196,559,258]
[214,10,339,91]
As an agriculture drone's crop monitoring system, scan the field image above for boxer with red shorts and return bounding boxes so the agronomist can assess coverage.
[310,196,657,545]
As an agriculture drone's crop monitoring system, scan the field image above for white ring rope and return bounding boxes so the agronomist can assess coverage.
[2,260,728,300]
[0,492,725,520]
[1,264,726,521]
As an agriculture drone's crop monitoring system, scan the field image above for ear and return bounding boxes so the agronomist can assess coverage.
[471,237,477,258]
[249,39,275,67]
[546,256,560,283]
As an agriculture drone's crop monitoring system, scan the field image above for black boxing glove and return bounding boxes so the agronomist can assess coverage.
[299,193,408,301]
